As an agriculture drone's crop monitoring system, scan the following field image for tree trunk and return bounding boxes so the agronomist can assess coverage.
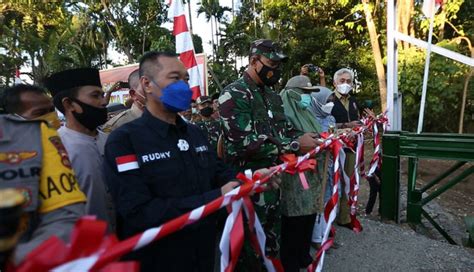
[100,0,134,63]
[231,0,234,17]
[29,51,37,83]
[458,43,473,133]
[210,17,215,60]
[438,1,447,40]
[362,0,387,111]
[142,15,148,55]
[215,17,220,54]
[103,41,108,69]
[396,0,414,49]
[458,69,473,133]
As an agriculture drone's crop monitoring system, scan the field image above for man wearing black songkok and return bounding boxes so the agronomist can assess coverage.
[44,68,114,228]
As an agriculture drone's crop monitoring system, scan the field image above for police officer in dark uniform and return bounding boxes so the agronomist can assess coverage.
[103,51,242,271]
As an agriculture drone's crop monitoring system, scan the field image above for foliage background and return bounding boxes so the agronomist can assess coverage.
[0,0,472,133]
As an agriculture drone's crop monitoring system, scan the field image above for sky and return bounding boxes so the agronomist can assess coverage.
[110,0,237,66]
[186,0,236,54]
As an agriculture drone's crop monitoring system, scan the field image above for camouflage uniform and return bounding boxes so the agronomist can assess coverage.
[219,72,302,262]
[195,119,222,152]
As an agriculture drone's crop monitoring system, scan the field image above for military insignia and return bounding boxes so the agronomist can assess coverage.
[177,139,189,151]
[0,151,37,165]
[48,136,72,168]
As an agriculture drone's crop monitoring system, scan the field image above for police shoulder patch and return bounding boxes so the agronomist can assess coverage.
[48,136,72,168]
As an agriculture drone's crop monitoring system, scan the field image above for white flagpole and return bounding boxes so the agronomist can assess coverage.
[417,0,436,134]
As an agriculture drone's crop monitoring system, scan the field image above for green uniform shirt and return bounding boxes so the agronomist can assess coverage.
[195,119,222,151]
[218,72,301,171]
[219,72,303,258]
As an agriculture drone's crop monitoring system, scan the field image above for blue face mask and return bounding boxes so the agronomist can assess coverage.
[298,93,312,109]
[152,80,193,113]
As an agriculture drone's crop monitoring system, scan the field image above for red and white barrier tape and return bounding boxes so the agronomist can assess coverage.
[309,138,345,272]
[17,115,388,272]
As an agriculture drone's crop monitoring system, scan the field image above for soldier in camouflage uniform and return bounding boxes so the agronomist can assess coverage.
[195,95,222,151]
[218,39,319,269]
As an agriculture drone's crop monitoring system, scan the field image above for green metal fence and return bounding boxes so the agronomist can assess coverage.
[380,131,474,244]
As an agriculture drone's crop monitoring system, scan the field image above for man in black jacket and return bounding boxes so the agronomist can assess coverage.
[103,51,279,271]
[331,68,377,227]
[331,68,360,128]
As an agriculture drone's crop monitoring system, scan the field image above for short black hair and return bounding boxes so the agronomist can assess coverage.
[128,69,140,90]
[139,51,177,79]
[52,87,81,114]
[0,84,49,114]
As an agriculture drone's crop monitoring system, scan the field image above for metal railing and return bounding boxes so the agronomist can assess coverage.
[380,131,474,244]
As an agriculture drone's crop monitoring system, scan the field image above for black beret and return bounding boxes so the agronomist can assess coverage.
[44,68,102,97]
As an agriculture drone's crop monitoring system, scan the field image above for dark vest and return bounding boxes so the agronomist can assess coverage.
[331,95,359,123]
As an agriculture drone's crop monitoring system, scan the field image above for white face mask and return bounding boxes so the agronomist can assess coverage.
[337,83,352,95]
[321,102,334,114]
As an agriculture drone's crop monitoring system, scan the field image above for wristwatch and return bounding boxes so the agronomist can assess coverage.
[290,140,300,152]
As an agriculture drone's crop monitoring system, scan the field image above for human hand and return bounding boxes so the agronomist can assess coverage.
[254,168,282,191]
[221,181,240,195]
[106,82,122,93]
[346,120,362,128]
[297,132,319,153]
[363,108,376,119]
[318,67,325,77]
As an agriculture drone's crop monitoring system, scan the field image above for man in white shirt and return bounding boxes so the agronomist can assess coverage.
[44,68,112,227]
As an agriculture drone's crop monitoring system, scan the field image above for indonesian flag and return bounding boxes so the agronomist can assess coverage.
[168,0,203,100]
[116,155,139,172]
[422,0,442,18]
[14,68,22,85]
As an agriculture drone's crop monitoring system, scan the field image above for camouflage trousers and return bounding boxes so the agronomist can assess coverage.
[235,189,281,271]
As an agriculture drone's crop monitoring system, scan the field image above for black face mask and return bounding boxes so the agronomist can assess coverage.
[200,106,214,117]
[71,98,108,131]
[256,59,281,86]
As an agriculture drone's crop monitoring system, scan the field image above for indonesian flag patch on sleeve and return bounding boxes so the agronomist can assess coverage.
[116,154,139,172]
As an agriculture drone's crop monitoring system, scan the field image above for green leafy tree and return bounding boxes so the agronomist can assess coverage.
[98,0,170,63]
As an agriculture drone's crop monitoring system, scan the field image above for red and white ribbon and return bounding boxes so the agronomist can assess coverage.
[220,198,244,272]
[18,115,388,272]
[168,0,204,99]
[367,122,381,177]
[349,133,364,233]
[309,140,345,272]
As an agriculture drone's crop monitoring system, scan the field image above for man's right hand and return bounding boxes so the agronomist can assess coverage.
[297,132,319,154]
[221,181,240,195]
[347,121,362,128]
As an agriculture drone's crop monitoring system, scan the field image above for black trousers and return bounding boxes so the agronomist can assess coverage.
[366,168,382,215]
[123,221,216,272]
[280,213,317,272]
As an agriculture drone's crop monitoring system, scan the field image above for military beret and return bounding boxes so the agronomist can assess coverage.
[250,39,288,61]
